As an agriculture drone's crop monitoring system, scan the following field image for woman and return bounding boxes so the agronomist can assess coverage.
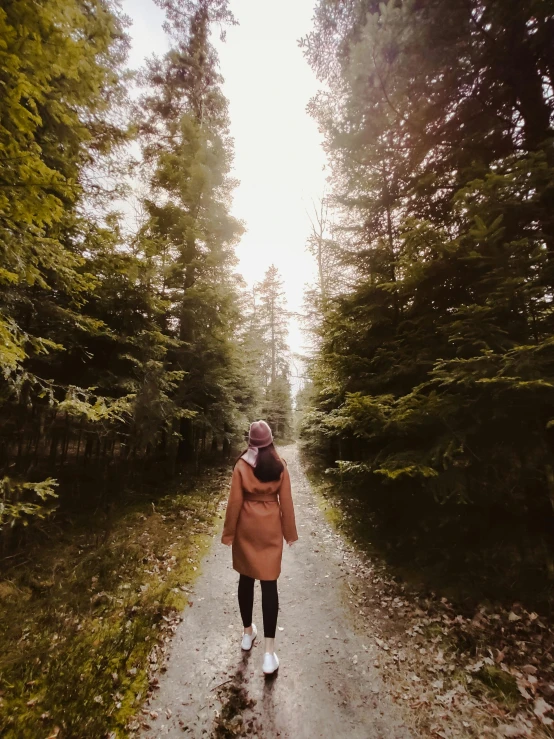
[221,420,298,675]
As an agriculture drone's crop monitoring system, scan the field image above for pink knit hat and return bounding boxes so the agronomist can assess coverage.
[248,420,273,448]
[241,420,273,467]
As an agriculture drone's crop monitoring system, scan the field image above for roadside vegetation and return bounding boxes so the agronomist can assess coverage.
[0,0,293,555]
[299,0,554,635]
[0,3,294,735]
[304,452,554,738]
[0,464,230,739]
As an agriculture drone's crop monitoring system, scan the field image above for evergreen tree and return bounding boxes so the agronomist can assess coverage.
[0,0,131,382]
[256,265,293,440]
[137,0,247,460]
[301,0,554,581]
[0,0,137,532]
[0,0,256,539]
[236,286,266,419]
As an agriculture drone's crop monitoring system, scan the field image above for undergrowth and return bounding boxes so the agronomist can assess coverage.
[302,447,554,736]
[0,463,231,739]
[301,450,554,614]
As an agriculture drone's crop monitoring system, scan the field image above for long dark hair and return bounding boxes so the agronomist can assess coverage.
[236,443,284,482]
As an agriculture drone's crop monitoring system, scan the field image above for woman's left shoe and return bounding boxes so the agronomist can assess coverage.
[241,623,257,650]
[262,651,279,675]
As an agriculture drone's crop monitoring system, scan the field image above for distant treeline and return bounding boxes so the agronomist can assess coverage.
[300,0,554,595]
[0,0,291,547]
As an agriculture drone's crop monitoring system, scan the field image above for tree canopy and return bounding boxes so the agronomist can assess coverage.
[0,0,281,540]
[301,0,554,587]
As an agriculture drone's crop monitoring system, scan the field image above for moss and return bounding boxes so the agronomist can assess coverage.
[471,665,520,708]
[421,623,445,641]
[315,488,344,530]
[0,465,230,738]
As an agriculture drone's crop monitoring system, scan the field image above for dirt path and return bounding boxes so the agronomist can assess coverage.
[138,444,413,738]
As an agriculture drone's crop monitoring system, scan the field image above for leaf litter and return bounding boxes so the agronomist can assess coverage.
[312,478,554,738]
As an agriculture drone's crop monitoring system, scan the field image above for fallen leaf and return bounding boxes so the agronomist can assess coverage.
[534,697,554,726]
[499,723,532,738]
[375,637,389,651]
[517,679,532,701]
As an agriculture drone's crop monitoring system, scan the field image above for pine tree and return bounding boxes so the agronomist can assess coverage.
[0,0,255,539]
[301,0,554,580]
[256,266,293,440]
[136,0,248,460]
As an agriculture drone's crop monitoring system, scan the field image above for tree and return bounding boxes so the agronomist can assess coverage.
[137,0,249,460]
[255,266,293,440]
[0,0,256,542]
[0,0,131,382]
[0,0,137,538]
[301,0,554,585]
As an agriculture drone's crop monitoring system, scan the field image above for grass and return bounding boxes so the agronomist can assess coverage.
[472,665,520,708]
[0,462,231,739]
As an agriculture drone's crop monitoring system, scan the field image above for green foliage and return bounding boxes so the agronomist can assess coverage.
[301,0,554,588]
[0,465,229,738]
[254,265,294,439]
[0,0,130,381]
[0,477,58,529]
[135,0,254,459]
[0,0,257,544]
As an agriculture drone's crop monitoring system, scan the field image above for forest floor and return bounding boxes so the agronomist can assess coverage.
[134,444,554,739]
[2,445,552,738]
[0,462,231,739]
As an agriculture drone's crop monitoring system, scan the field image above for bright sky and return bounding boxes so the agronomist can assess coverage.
[123,0,326,366]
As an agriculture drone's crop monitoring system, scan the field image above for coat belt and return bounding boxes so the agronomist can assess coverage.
[243,491,278,502]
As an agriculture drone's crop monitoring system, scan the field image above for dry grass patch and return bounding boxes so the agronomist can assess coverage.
[0,464,230,739]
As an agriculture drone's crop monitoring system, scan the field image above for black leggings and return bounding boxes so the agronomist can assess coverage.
[238,574,279,638]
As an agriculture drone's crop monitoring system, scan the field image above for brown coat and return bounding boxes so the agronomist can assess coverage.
[221,457,299,580]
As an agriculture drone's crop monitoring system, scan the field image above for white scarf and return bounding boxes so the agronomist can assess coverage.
[241,446,259,467]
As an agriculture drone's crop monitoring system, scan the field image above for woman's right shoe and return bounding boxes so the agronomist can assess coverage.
[241,623,257,650]
[263,651,279,675]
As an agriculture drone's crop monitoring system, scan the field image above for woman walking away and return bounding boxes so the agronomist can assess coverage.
[221,420,299,675]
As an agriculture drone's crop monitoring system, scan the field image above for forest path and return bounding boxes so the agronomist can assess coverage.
[139,444,413,738]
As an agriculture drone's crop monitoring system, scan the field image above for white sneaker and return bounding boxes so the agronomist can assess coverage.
[241,623,257,650]
[262,651,279,675]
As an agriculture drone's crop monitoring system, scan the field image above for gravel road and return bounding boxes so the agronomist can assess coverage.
[139,444,413,738]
